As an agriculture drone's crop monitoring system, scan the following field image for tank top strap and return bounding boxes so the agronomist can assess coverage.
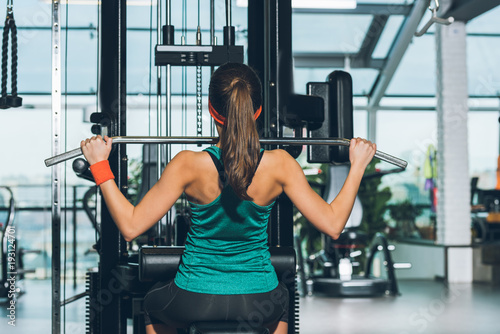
[254,149,265,174]
[206,149,227,184]
[204,147,265,186]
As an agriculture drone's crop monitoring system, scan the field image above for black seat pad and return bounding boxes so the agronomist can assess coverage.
[189,321,269,334]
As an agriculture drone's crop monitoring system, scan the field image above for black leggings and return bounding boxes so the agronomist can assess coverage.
[143,280,289,330]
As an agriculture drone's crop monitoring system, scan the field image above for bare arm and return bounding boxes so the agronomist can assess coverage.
[81,136,190,241]
[280,138,376,239]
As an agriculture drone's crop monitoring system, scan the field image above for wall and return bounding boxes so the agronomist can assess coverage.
[391,242,445,279]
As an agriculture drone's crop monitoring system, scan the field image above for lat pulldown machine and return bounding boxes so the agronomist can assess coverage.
[47,1,408,334]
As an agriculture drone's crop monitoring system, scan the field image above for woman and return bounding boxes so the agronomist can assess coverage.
[81,63,376,334]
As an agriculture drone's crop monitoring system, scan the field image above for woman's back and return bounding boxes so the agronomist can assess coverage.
[175,147,278,294]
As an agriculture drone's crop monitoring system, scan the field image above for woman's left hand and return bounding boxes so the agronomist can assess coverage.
[81,135,113,165]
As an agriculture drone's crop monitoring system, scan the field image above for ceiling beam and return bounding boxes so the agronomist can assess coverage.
[367,0,429,110]
[292,4,412,16]
[443,0,500,22]
[357,14,390,63]
[293,52,385,69]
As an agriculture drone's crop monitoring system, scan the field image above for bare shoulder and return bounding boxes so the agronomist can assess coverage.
[260,149,301,178]
[263,149,299,164]
[164,150,213,178]
[172,149,203,159]
[160,150,214,186]
[262,148,292,161]
[171,150,212,168]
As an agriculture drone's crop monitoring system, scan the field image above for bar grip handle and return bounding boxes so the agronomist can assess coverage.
[45,147,83,167]
[374,150,407,170]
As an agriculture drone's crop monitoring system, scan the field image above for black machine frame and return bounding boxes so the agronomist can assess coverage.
[49,1,303,334]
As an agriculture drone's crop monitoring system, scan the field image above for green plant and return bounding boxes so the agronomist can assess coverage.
[127,158,143,204]
[388,200,423,222]
[388,200,423,238]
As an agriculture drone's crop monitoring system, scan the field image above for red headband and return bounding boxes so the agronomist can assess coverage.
[209,100,262,126]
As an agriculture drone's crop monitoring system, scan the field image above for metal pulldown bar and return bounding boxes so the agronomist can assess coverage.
[44,136,408,170]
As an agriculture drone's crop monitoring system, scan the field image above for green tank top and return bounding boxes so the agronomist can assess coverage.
[174,146,278,294]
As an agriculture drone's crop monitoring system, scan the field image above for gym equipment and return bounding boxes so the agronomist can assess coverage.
[304,232,408,297]
[0,186,15,298]
[44,136,407,169]
[0,0,22,109]
[299,165,411,297]
[155,45,243,66]
[471,180,500,242]
[0,186,38,298]
[307,159,406,293]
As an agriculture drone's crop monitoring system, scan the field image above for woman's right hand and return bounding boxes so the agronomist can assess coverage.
[81,135,113,165]
[349,137,376,170]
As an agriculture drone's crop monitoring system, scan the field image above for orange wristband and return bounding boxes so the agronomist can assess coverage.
[89,160,115,186]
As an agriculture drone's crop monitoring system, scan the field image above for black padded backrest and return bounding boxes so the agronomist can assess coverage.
[139,246,184,282]
[307,70,353,164]
[139,246,296,283]
[267,246,296,284]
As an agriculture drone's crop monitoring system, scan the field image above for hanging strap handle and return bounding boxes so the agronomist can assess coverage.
[0,0,21,109]
[415,0,454,37]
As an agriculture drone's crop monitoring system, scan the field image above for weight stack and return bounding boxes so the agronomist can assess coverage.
[294,275,300,334]
[307,71,353,164]
[86,271,100,334]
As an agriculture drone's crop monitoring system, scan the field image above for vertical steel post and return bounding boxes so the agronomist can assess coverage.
[166,0,171,149]
[51,1,61,333]
[226,0,231,27]
[247,0,267,136]
[157,0,163,183]
[72,186,77,289]
[210,0,215,45]
[156,0,165,244]
[210,0,215,137]
[275,0,294,248]
[99,0,128,332]
[224,0,235,46]
[165,0,173,245]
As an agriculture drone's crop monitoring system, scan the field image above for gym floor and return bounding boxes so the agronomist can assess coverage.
[0,279,498,333]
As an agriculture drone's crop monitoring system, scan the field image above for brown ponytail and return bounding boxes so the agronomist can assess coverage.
[209,63,263,200]
[220,80,261,200]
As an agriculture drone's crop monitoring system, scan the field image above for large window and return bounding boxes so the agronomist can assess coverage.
[376,110,438,240]
[469,111,499,189]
